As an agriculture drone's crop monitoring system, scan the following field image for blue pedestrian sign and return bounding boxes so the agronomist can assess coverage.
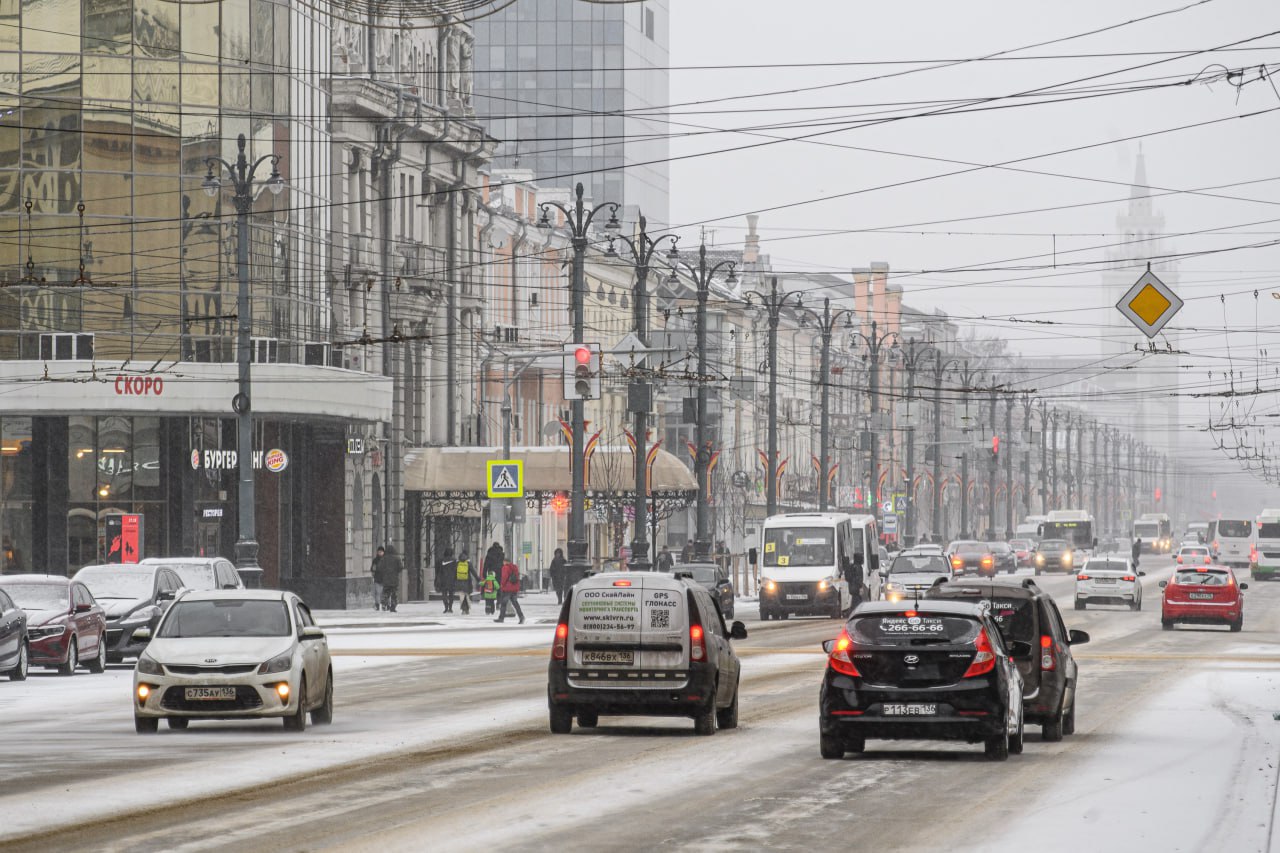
[486,460,524,499]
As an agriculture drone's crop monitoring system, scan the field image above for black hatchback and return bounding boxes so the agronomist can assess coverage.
[927,578,1089,741]
[818,600,1027,761]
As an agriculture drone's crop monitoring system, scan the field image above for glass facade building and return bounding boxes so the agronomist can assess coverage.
[471,0,670,225]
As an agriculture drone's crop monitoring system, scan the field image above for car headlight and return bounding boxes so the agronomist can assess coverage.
[120,609,153,626]
[258,651,294,675]
[884,581,903,592]
[763,580,777,593]
[1035,554,1045,564]
[28,625,65,640]
[817,580,829,591]
[136,655,164,675]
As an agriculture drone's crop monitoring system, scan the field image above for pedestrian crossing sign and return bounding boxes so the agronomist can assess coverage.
[486,460,524,498]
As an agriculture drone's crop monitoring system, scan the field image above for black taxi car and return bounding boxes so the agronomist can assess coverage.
[818,600,1027,761]
[927,578,1088,741]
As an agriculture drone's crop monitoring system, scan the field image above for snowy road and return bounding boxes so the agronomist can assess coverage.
[3,561,1280,852]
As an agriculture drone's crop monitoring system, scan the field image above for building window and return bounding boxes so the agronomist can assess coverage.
[40,333,94,361]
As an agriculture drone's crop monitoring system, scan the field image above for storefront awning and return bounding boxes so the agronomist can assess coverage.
[404,445,697,494]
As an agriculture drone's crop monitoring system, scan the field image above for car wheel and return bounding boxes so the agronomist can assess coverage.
[57,637,77,677]
[819,730,845,759]
[830,597,843,619]
[1230,617,1243,633]
[1131,598,1142,612]
[1010,709,1025,755]
[1042,705,1064,742]
[9,642,27,681]
[985,729,1010,761]
[577,710,598,728]
[694,699,716,736]
[716,680,739,730]
[311,669,334,725]
[283,678,308,732]
[1161,618,1174,630]
[779,611,790,621]
[87,636,107,673]
[1074,601,1085,611]
[167,717,189,730]
[1063,699,1077,736]
[759,610,770,622]
[549,705,573,734]
[134,715,158,734]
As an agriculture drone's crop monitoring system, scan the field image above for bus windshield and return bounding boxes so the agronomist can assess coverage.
[763,527,835,568]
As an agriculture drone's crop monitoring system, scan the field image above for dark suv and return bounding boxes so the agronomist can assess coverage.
[988,542,1017,574]
[926,578,1089,741]
[818,600,1027,761]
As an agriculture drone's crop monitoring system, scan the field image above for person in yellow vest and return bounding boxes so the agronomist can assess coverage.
[480,563,499,615]
[455,552,474,615]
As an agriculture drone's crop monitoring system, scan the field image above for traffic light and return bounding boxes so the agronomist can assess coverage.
[562,343,601,400]
[991,435,1000,457]
[549,492,569,514]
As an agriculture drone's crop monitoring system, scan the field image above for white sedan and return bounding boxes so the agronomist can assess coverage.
[1076,558,1145,611]
[1175,544,1213,567]
[131,589,333,733]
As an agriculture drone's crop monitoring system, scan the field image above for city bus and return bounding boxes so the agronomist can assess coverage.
[1039,510,1095,553]
[753,513,879,620]
[1209,518,1253,568]
[1253,510,1280,581]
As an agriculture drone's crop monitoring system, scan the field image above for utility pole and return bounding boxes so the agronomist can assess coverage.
[802,298,854,511]
[987,382,999,539]
[1049,410,1059,512]
[537,183,620,582]
[897,339,936,545]
[744,276,803,517]
[1004,395,1015,536]
[952,361,984,539]
[1091,422,1101,533]
[605,216,678,571]
[671,243,737,559]
[931,351,962,541]
[1038,399,1049,515]
[1063,413,1075,507]
[852,320,899,517]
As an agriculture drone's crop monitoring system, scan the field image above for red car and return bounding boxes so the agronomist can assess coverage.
[1008,539,1035,569]
[1160,566,1246,632]
[0,575,108,674]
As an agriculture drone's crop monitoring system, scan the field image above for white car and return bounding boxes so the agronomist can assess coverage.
[882,552,953,603]
[1175,545,1213,567]
[1076,558,1145,611]
[131,589,333,733]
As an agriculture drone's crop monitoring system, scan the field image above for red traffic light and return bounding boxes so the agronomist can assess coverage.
[992,436,1000,455]
[549,492,569,514]
[574,346,591,365]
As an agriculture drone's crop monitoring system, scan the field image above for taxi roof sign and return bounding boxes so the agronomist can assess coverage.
[1116,268,1182,339]
[486,459,523,499]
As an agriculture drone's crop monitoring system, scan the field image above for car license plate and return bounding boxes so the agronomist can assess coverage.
[1097,578,1116,584]
[882,703,937,716]
[582,650,634,665]
[184,686,236,701]
[786,594,808,600]
[1189,593,1214,600]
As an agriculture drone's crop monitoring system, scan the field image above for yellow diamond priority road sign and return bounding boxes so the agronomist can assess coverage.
[1116,268,1182,339]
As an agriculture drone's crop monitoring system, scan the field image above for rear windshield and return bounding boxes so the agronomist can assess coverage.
[951,541,986,554]
[1180,547,1208,555]
[681,565,718,584]
[850,614,980,646]
[889,554,950,574]
[986,597,1036,645]
[1258,522,1280,539]
[1085,561,1129,572]
[76,568,152,599]
[158,599,291,637]
[763,528,834,568]
[159,564,217,590]
[1217,521,1251,538]
[1009,540,1032,550]
[1174,570,1229,586]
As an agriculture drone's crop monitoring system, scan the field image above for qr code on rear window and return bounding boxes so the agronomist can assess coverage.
[649,608,671,629]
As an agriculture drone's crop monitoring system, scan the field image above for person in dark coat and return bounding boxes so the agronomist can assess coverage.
[844,553,865,611]
[656,546,674,572]
[371,546,385,611]
[436,548,457,613]
[1131,538,1142,567]
[375,545,404,612]
[483,542,504,584]
[495,560,525,623]
[549,548,567,604]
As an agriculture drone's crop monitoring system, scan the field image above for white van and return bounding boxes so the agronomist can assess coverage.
[547,571,746,735]
[1211,518,1253,569]
[753,512,880,620]
[1253,510,1280,580]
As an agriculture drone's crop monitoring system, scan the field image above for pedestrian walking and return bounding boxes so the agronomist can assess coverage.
[436,548,457,613]
[549,547,567,605]
[371,546,385,611]
[656,546,674,572]
[480,565,499,614]
[495,560,525,624]
[844,553,865,611]
[375,544,404,613]
[1131,537,1142,568]
[483,541,504,586]
[680,541,694,562]
[455,551,477,615]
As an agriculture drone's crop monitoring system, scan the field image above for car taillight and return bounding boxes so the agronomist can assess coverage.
[828,628,861,677]
[1251,546,1258,562]
[1077,574,1089,581]
[690,623,706,662]
[552,622,568,661]
[1176,555,1183,564]
[1040,634,1057,671]
[963,629,996,678]
[1123,575,1136,582]
[1204,555,1211,565]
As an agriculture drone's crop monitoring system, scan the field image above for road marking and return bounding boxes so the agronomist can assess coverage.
[333,648,1280,663]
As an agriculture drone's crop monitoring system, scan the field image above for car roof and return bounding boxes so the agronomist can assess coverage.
[141,557,226,565]
[853,599,989,617]
[176,588,295,603]
[0,573,71,585]
[579,570,694,590]
[673,562,718,569]
[77,563,155,573]
[928,579,1043,601]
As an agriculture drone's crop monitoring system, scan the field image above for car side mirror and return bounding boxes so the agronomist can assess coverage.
[131,627,151,642]
[821,639,835,654]
[301,625,325,640]
[1068,629,1090,646]
[221,583,239,590]
[1239,582,1249,590]
[729,621,747,641]
[74,602,92,613]
[157,590,175,602]
[1138,571,1147,577]
[748,547,758,566]
[1008,640,1033,657]
[1158,581,1167,589]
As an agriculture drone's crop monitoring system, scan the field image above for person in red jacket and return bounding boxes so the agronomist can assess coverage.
[494,560,525,624]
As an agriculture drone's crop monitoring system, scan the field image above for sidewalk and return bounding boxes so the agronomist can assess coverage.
[315,590,566,630]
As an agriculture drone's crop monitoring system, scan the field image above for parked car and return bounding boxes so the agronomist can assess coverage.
[818,599,1026,760]
[988,542,1018,574]
[927,578,1089,741]
[1033,539,1076,574]
[948,541,995,577]
[132,589,333,732]
[1076,558,1144,611]
[673,562,735,620]
[142,557,244,592]
[1161,566,1246,631]
[548,571,746,735]
[0,575,107,675]
[73,563,184,663]
[1008,539,1035,568]
[0,587,28,680]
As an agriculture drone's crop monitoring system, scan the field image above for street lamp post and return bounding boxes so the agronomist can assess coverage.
[202,133,284,578]
[1004,395,1015,537]
[851,320,899,521]
[744,276,804,518]
[670,243,737,560]
[896,339,937,544]
[950,361,985,539]
[606,216,679,571]
[931,351,963,541]
[537,183,620,582]
[800,298,854,511]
